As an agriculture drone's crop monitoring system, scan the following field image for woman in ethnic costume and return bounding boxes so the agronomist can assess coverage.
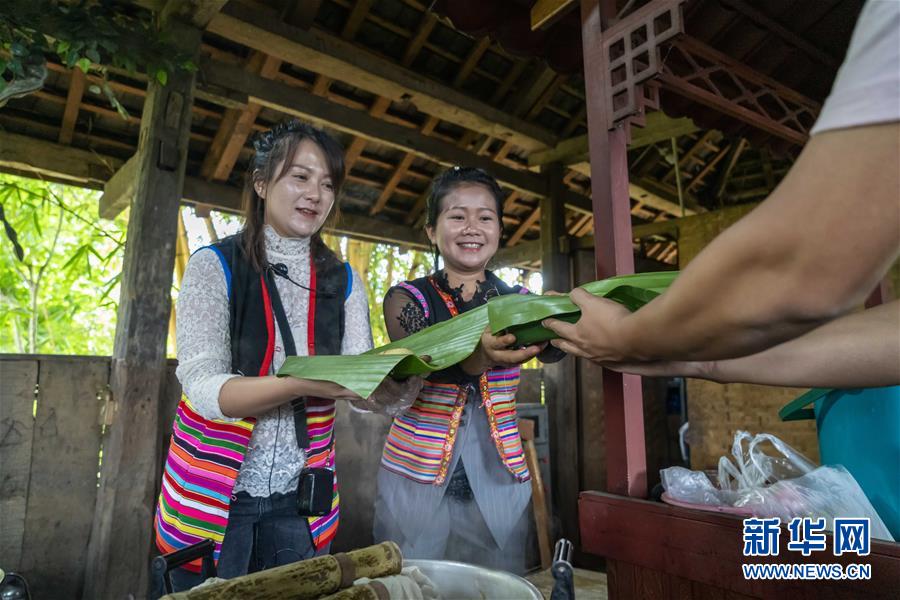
[153,120,420,593]
[373,167,563,574]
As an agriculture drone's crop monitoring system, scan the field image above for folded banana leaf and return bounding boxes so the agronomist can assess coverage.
[488,271,678,346]
[278,271,677,398]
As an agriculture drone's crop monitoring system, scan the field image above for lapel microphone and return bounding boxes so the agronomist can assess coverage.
[267,262,337,298]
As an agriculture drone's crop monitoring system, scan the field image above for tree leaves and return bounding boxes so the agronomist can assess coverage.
[0,175,127,354]
[1,0,194,114]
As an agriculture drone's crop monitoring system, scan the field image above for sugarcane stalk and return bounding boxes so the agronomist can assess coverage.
[161,541,402,600]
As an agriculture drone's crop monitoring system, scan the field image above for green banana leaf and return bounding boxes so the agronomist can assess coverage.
[489,271,678,346]
[278,271,678,398]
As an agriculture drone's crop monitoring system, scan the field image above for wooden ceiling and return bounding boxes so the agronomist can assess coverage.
[0,0,858,269]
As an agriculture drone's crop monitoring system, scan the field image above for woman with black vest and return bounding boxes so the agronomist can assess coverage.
[153,120,421,591]
[373,167,564,574]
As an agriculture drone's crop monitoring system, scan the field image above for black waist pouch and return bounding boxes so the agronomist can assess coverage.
[297,467,334,516]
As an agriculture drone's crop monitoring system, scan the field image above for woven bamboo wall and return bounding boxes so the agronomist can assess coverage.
[678,206,821,470]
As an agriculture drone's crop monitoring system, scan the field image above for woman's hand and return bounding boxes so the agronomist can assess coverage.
[461,326,546,375]
[350,376,425,416]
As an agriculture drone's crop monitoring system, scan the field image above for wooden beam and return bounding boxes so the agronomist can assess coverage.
[490,238,541,269]
[509,65,557,118]
[532,0,578,31]
[402,12,437,67]
[628,181,698,217]
[490,58,528,105]
[0,131,122,187]
[686,143,731,193]
[159,0,230,27]
[715,138,748,199]
[453,36,491,87]
[58,67,85,145]
[207,2,555,151]
[83,21,200,600]
[341,0,372,39]
[99,155,139,219]
[526,74,567,121]
[370,153,415,215]
[201,52,282,182]
[508,206,541,246]
[529,112,698,168]
[664,131,717,184]
[197,58,579,206]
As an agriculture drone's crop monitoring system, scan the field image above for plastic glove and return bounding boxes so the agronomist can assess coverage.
[350,375,424,416]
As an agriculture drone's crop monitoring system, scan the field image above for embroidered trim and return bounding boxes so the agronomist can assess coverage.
[428,277,521,482]
[434,384,468,486]
[397,281,430,319]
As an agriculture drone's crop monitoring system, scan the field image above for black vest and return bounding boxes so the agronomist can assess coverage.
[209,234,348,378]
[209,234,349,423]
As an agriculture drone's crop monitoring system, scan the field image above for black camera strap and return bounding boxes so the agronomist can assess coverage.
[264,267,310,450]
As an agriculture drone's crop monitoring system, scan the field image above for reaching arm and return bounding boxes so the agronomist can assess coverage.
[547,123,900,363]
[606,300,900,389]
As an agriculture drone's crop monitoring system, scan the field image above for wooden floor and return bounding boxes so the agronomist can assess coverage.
[526,567,609,600]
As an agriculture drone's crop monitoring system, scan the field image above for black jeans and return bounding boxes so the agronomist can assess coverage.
[165,491,328,593]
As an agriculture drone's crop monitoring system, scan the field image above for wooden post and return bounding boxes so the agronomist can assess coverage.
[83,21,200,600]
[540,162,580,544]
[580,0,648,498]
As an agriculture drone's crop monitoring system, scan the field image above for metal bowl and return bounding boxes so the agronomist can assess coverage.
[404,559,543,599]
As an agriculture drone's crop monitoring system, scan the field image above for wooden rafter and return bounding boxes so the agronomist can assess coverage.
[371,154,415,215]
[207,2,555,151]
[503,190,522,214]
[490,59,528,105]
[453,36,491,87]
[526,74,567,121]
[714,138,748,200]
[341,0,372,40]
[58,68,85,145]
[686,143,731,193]
[508,206,541,246]
[201,52,281,182]
[509,65,557,118]
[561,104,587,137]
[402,12,438,67]
[663,131,717,184]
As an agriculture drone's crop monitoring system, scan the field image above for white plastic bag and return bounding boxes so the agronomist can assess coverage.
[661,430,894,541]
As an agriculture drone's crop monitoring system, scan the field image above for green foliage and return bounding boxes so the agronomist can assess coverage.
[0,174,127,355]
[1,0,195,116]
[364,245,432,347]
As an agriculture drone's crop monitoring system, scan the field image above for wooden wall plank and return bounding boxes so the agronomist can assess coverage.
[19,357,107,599]
[0,358,38,569]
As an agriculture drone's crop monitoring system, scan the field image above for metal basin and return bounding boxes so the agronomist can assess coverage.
[404,559,543,599]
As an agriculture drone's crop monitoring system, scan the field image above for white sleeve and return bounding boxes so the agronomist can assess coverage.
[810,0,900,136]
[341,267,374,356]
[174,248,240,422]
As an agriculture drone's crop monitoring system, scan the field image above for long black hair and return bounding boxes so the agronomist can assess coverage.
[241,119,346,272]
[424,166,505,268]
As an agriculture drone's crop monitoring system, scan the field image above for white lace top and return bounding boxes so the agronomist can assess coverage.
[175,225,373,496]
